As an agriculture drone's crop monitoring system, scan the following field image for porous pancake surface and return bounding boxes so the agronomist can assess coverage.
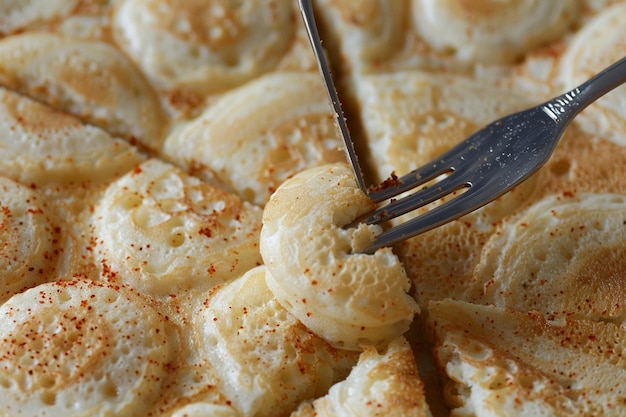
[260,163,419,351]
[0,32,166,150]
[430,299,626,417]
[0,279,174,417]
[195,266,358,417]
[163,72,344,206]
[92,159,262,297]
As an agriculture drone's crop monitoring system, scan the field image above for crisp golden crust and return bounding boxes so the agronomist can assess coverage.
[92,159,263,297]
[0,279,176,417]
[195,266,358,417]
[163,72,344,206]
[260,163,419,350]
[430,299,626,417]
[291,337,432,417]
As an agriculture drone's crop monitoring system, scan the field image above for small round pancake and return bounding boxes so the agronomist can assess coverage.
[0,279,174,417]
[92,159,262,297]
[195,266,358,417]
[113,0,296,93]
[0,87,145,187]
[468,192,626,324]
[260,163,419,350]
[412,0,581,64]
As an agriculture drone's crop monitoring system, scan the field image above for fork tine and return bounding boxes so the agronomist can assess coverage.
[368,162,452,203]
[362,185,486,254]
[367,126,492,202]
[364,173,470,225]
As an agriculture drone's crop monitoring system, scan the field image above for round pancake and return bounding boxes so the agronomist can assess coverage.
[0,86,145,187]
[195,265,358,417]
[412,0,581,65]
[468,192,626,324]
[260,163,418,350]
[113,0,297,93]
[92,159,263,297]
[0,279,175,417]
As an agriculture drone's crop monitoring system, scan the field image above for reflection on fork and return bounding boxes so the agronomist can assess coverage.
[298,0,626,254]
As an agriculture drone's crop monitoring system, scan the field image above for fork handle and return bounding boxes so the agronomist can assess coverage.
[543,55,626,123]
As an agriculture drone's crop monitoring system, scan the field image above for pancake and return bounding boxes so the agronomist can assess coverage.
[467,192,626,324]
[0,279,175,417]
[559,2,626,146]
[195,265,358,417]
[260,163,419,350]
[0,32,167,151]
[0,86,145,188]
[411,0,581,65]
[92,158,263,297]
[112,0,304,94]
[163,72,344,206]
[430,299,626,417]
[0,1,624,415]
[291,337,432,417]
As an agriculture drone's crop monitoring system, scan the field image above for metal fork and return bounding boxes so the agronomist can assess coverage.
[299,0,626,254]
